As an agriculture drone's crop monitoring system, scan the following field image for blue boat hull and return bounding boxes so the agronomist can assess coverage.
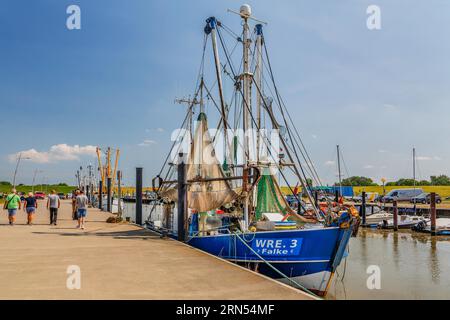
[187,227,353,296]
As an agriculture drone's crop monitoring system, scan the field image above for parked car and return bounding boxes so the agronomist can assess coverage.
[410,192,442,204]
[57,192,66,199]
[352,192,379,203]
[34,192,46,199]
[381,188,423,202]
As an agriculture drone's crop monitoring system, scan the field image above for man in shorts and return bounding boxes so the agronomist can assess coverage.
[76,190,88,230]
[4,189,21,225]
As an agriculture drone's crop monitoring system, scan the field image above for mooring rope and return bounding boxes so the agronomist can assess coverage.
[232,231,321,299]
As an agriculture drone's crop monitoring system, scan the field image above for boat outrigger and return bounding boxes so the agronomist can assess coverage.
[146,4,359,296]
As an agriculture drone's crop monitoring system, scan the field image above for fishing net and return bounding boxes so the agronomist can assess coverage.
[255,168,294,220]
[161,112,237,212]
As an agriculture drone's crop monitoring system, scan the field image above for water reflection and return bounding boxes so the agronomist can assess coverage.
[329,229,450,299]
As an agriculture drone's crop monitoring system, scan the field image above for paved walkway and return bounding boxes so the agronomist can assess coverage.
[0,200,312,300]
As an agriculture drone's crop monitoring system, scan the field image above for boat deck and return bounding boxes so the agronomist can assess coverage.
[0,200,313,299]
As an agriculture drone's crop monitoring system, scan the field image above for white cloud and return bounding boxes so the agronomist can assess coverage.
[8,144,97,164]
[416,155,442,161]
[383,104,398,111]
[156,128,165,132]
[363,164,374,169]
[324,160,335,166]
[378,149,387,153]
[311,134,318,139]
[138,139,157,147]
[416,156,432,161]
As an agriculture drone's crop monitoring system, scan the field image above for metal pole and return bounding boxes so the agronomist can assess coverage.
[361,191,366,225]
[337,145,342,195]
[98,180,103,210]
[393,200,398,231]
[106,177,112,212]
[177,154,187,241]
[430,192,436,236]
[12,153,23,188]
[136,168,143,225]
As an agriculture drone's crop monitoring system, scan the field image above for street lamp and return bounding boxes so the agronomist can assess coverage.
[32,169,44,193]
[12,153,31,188]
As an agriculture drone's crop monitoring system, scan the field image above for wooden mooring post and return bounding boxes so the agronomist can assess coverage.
[314,191,318,208]
[106,177,112,213]
[136,167,143,225]
[393,200,398,231]
[177,153,188,242]
[430,192,437,236]
[361,191,366,225]
[98,180,103,210]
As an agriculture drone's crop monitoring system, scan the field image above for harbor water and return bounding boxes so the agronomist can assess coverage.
[328,229,450,299]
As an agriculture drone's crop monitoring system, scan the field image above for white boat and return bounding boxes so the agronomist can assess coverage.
[413,218,450,235]
[377,215,428,229]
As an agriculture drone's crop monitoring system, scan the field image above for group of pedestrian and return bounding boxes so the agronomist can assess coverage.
[2,188,88,229]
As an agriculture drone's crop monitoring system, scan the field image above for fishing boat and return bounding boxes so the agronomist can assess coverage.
[146,4,358,296]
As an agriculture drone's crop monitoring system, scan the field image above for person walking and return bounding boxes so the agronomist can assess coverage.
[71,190,79,220]
[3,188,21,225]
[24,192,38,225]
[47,189,60,225]
[76,190,88,230]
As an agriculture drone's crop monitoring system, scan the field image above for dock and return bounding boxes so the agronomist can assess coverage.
[0,200,313,300]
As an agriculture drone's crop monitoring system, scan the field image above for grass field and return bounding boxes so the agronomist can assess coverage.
[0,185,76,196]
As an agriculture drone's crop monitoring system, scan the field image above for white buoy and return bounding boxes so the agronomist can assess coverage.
[240,4,251,18]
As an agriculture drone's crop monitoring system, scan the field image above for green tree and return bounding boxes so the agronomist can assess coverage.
[418,180,431,186]
[0,181,11,186]
[339,176,377,186]
[430,175,450,186]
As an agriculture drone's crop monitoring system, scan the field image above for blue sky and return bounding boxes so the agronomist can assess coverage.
[1,0,449,186]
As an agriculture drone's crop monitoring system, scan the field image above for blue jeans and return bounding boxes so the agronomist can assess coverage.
[77,209,87,218]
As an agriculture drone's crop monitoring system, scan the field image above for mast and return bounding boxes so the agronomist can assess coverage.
[240,4,252,229]
[413,147,416,188]
[337,145,342,196]
[206,17,228,134]
[255,24,263,163]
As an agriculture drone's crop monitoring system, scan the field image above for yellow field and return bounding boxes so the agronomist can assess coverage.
[116,186,450,199]
[280,186,450,198]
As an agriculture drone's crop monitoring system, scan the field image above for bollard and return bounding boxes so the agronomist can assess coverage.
[98,180,103,210]
[177,153,187,242]
[393,200,398,231]
[136,168,143,225]
[430,192,436,236]
[335,190,339,203]
[361,191,366,226]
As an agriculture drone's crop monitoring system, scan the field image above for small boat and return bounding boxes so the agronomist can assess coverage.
[377,215,428,229]
[354,205,392,227]
[412,218,450,235]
